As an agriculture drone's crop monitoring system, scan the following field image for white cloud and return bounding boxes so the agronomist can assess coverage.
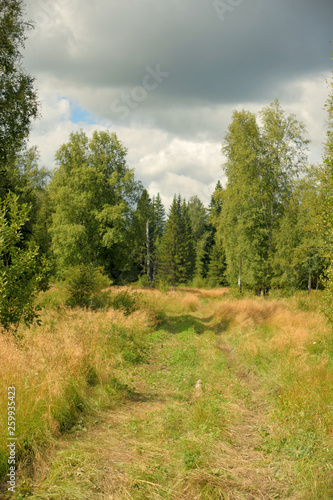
[282,73,330,163]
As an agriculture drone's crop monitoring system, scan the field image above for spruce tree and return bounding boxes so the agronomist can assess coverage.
[152,193,166,238]
[131,189,152,280]
[204,181,227,286]
[150,193,166,285]
[158,195,195,288]
[207,239,227,287]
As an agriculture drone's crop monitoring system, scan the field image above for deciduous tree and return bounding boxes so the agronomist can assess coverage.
[0,0,38,199]
[49,130,143,280]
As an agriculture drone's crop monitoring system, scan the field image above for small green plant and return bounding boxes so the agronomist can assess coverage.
[192,276,208,289]
[111,290,140,316]
[64,264,110,309]
[136,274,150,288]
[183,449,202,470]
[158,280,171,292]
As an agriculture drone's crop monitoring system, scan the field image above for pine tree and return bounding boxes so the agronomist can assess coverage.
[158,195,195,288]
[208,180,224,227]
[150,193,166,285]
[205,181,227,285]
[152,193,166,238]
[207,239,227,287]
[130,188,152,281]
[187,195,209,282]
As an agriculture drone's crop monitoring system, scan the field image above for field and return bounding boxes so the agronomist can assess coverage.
[1,287,333,499]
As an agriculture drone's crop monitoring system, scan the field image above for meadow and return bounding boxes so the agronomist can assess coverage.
[1,286,333,499]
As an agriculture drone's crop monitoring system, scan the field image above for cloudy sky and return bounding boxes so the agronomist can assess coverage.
[23,0,333,207]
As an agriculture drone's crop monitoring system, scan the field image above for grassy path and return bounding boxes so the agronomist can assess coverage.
[12,292,332,499]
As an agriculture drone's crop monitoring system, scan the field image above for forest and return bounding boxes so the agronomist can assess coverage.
[1,0,333,334]
[3,2,333,498]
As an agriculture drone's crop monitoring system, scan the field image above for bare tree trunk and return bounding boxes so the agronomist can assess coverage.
[146,220,151,287]
[308,270,312,295]
[238,256,242,294]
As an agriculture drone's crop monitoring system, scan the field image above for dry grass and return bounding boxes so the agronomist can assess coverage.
[180,294,200,312]
[2,287,333,499]
[212,296,328,355]
[215,298,281,328]
[198,288,230,299]
[136,287,202,315]
[0,300,154,483]
[206,294,333,497]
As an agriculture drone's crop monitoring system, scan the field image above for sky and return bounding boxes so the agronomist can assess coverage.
[23,0,333,208]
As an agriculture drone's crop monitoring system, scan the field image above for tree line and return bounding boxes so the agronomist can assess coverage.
[1,0,333,331]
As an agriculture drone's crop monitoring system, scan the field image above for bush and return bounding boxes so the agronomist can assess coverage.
[110,290,140,316]
[191,276,209,289]
[157,280,171,292]
[136,274,150,288]
[64,264,110,309]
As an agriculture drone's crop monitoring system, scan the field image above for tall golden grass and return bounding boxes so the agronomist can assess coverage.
[0,296,154,481]
[213,295,333,470]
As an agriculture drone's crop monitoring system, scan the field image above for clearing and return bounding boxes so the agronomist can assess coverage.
[9,289,333,499]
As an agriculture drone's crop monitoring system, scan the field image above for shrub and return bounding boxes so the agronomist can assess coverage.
[136,274,150,288]
[191,276,209,289]
[110,290,140,316]
[64,264,110,309]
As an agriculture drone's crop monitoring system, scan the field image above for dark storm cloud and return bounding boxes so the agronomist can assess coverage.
[24,0,332,188]
[25,0,333,107]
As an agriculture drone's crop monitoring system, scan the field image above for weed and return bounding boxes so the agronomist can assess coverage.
[64,264,111,309]
[110,290,140,316]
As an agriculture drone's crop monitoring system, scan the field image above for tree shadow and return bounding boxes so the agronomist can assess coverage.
[200,315,230,335]
[160,314,207,335]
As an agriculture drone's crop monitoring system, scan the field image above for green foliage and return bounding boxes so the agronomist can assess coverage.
[207,239,227,287]
[64,264,110,309]
[106,323,148,363]
[208,180,224,227]
[49,130,143,281]
[272,168,327,293]
[0,0,39,198]
[136,274,150,288]
[110,290,141,316]
[191,275,209,289]
[52,379,87,433]
[320,69,333,321]
[194,181,225,282]
[130,191,166,286]
[158,195,195,287]
[187,195,207,244]
[0,192,45,331]
[15,146,52,250]
[219,101,309,293]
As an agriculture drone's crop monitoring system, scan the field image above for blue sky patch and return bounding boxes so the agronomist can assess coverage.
[69,101,96,125]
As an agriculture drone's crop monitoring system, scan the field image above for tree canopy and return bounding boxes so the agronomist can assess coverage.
[0,0,38,198]
[49,130,143,279]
